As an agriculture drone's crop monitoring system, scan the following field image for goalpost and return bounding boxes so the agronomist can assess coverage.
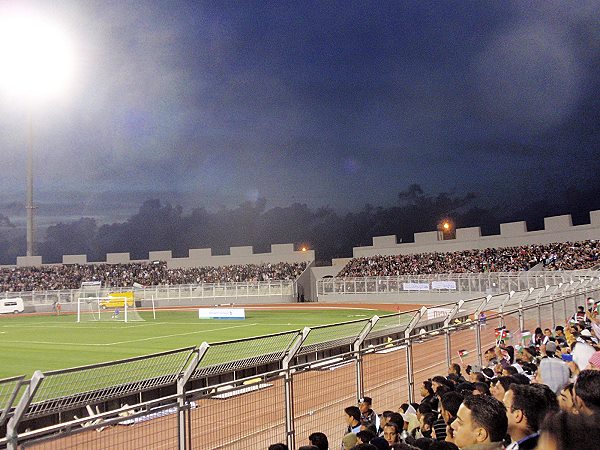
[76,295,145,323]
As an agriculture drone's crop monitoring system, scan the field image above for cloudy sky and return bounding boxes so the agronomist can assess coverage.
[1,0,600,225]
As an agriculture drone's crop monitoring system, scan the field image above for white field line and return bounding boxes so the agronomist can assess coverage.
[1,323,259,347]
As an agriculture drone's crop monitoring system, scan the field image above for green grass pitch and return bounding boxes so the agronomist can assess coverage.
[0,307,394,378]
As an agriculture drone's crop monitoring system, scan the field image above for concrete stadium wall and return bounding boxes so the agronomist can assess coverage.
[13,243,314,269]
[345,210,600,259]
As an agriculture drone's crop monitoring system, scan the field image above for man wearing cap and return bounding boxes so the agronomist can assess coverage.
[359,396,380,431]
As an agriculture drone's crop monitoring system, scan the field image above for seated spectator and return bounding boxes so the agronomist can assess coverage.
[447,364,466,383]
[451,395,508,450]
[351,444,379,450]
[490,376,514,402]
[455,382,475,397]
[357,429,376,445]
[586,350,600,370]
[342,433,358,450]
[557,383,575,413]
[538,410,600,450]
[378,411,394,436]
[308,432,329,450]
[417,413,435,439]
[420,381,438,410]
[336,240,600,277]
[370,437,390,450]
[439,392,464,427]
[382,411,405,439]
[573,369,600,415]
[472,382,491,396]
[383,422,401,447]
[0,260,308,292]
[429,443,459,450]
[268,444,288,450]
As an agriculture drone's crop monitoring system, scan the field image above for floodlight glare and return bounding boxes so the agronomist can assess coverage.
[0,7,75,102]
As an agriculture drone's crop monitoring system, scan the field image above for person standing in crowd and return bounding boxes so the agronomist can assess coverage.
[382,422,400,447]
[420,380,438,410]
[308,432,328,450]
[573,369,600,415]
[359,397,380,431]
[451,395,507,450]
[345,406,362,434]
[537,410,600,450]
[503,383,557,450]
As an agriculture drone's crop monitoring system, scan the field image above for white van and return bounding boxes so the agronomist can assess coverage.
[0,298,24,314]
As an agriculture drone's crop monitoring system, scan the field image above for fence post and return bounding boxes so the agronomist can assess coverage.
[177,343,208,450]
[6,371,45,450]
[282,328,309,450]
[474,296,491,367]
[353,316,379,399]
[404,307,426,403]
[550,294,557,328]
[443,300,464,368]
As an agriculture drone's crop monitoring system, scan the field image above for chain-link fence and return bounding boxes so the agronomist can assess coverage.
[2,275,599,450]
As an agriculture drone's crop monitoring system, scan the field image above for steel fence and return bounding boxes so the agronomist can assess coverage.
[316,270,597,296]
[2,274,599,450]
[0,280,297,311]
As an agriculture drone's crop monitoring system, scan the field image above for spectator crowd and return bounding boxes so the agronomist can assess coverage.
[268,300,600,450]
[337,240,600,277]
[0,261,308,292]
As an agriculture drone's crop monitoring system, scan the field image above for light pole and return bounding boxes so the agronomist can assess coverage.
[0,6,76,257]
[26,113,35,256]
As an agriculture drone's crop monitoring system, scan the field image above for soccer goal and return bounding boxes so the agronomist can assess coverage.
[77,296,145,323]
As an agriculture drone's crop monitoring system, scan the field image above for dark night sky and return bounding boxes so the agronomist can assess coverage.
[1,0,600,226]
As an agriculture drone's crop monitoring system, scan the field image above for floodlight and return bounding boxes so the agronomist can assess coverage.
[0,6,76,102]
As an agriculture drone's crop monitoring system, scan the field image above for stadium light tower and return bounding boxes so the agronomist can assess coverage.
[0,6,76,256]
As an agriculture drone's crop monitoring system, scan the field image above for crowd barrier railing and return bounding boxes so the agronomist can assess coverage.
[316,270,596,296]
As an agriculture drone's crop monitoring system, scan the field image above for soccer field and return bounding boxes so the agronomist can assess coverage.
[0,306,397,378]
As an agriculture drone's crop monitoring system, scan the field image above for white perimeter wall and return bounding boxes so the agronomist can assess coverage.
[337,210,600,261]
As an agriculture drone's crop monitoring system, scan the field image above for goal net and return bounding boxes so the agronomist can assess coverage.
[77,293,144,323]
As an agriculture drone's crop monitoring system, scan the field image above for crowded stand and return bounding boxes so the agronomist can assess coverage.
[0,261,307,292]
[268,301,600,449]
[337,240,600,277]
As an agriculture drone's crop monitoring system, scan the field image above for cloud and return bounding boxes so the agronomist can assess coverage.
[472,19,583,136]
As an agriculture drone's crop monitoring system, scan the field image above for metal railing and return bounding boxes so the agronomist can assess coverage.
[1,273,599,450]
[316,270,596,296]
[0,279,297,309]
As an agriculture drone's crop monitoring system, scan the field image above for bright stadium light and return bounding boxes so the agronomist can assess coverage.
[0,5,77,256]
[0,6,76,102]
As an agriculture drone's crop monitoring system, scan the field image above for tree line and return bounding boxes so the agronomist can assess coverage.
[1,183,599,266]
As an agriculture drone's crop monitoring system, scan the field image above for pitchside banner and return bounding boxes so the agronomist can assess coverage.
[431,281,457,290]
[199,308,246,320]
[402,282,430,291]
